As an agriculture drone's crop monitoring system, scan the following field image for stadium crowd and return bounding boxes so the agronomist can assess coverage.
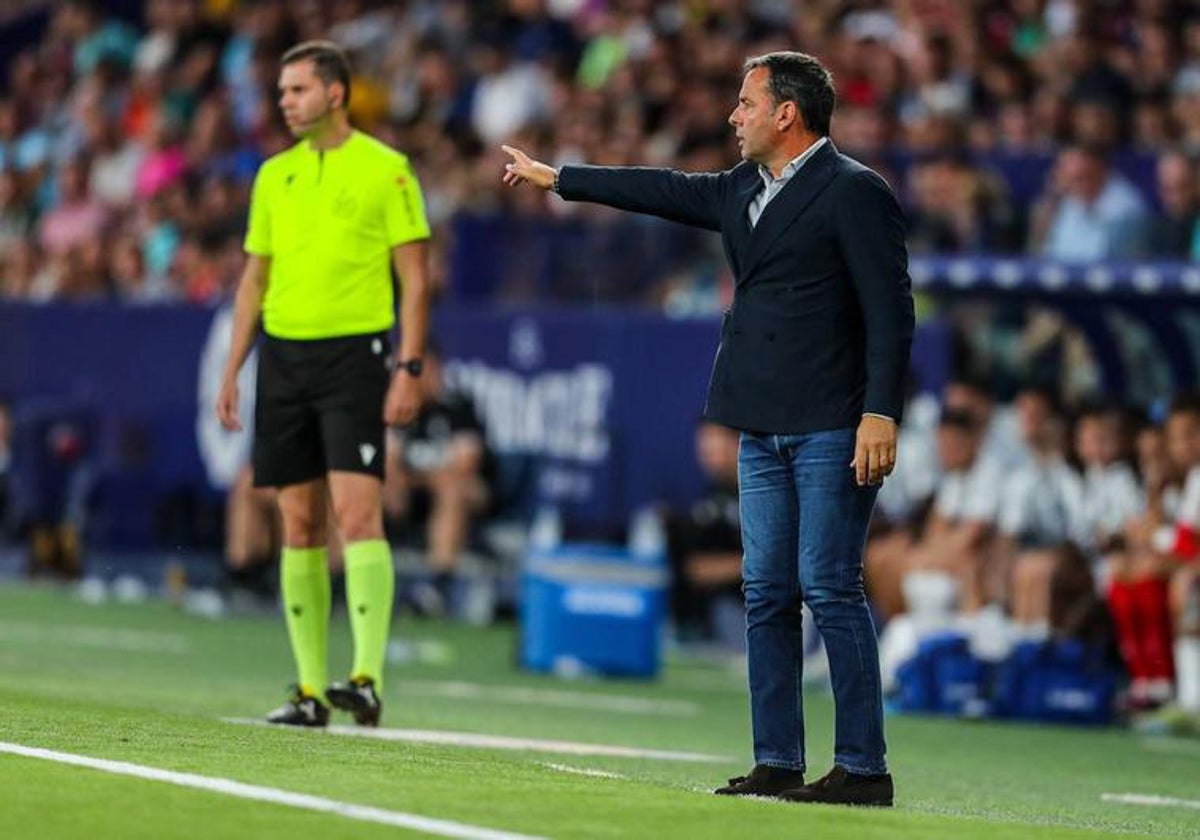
[2,0,1200,306]
[864,381,1200,722]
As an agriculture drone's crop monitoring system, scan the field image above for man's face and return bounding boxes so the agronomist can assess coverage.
[1158,155,1195,214]
[729,67,781,164]
[695,422,738,484]
[936,422,979,472]
[1165,411,1200,472]
[278,60,338,139]
[1075,414,1121,467]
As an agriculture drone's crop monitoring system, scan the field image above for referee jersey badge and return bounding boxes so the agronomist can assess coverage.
[359,443,377,466]
[333,188,358,219]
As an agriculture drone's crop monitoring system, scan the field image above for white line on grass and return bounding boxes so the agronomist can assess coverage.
[223,719,731,763]
[539,763,626,780]
[0,741,544,840]
[0,621,188,653]
[402,680,699,717]
[1102,793,1200,811]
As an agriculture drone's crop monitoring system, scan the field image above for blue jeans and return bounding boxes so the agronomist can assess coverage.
[738,428,887,776]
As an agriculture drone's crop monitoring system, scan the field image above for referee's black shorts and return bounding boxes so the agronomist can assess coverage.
[252,331,391,488]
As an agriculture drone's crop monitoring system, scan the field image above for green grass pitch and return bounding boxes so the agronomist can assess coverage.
[0,583,1197,839]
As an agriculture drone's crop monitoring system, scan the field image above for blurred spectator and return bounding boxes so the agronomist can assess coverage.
[1160,395,1200,719]
[84,105,145,209]
[666,421,742,643]
[1147,151,1200,259]
[1108,412,1182,709]
[135,114,188,200]
[895,406,1007,615]
[1033,144,1151,260]
[383,343,492,616]
[905,154,1023,253]
[0,239,57,300]
[222,463,280,608]
[469,37,551,144]
[992,386,1088,636]
[38,157,108,256]
[0,168,33,253]
[1075,402,1144,559]
[25,416,94,580]
[942,375,1029,471]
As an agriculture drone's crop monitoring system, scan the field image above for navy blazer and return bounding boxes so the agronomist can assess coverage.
[557,141,914,435]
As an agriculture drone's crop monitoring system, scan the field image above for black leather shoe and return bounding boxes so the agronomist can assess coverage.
[713,764,805,796]
[778,765,893,806]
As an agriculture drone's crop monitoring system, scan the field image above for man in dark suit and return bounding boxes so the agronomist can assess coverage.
[502,51,913,807]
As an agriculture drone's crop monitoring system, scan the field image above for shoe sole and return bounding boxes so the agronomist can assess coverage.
[265,716,327,728]
[779,797,893,807]
[325,687,381,727]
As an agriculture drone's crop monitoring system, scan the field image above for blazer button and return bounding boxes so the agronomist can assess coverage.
[766,332,776,342]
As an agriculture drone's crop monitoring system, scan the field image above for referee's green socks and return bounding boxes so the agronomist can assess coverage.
[280,546,330,700]
[344,539,395,690]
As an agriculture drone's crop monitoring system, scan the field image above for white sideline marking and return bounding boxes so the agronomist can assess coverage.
[403,680,699,717]
[1102,793,1200,811]
[540,763,626,780]
[224,719,730,763]
[0,741,544,840]
[0,621,187,653]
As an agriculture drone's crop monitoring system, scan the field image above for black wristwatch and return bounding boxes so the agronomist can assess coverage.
[396,358,424,377]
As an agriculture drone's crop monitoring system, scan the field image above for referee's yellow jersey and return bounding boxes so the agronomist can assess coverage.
[244,130,431,340]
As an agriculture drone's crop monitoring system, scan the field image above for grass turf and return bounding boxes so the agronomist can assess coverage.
[0,583,1197,839]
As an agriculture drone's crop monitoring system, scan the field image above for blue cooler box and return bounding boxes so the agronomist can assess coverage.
[520,543,668,678]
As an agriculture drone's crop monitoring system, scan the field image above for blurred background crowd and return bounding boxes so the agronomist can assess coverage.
[2,0,1200,309]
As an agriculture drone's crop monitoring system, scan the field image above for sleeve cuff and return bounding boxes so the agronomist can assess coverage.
[863,412,895,423]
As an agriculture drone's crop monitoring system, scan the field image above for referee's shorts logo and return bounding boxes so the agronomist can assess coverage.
[359,443,377,466]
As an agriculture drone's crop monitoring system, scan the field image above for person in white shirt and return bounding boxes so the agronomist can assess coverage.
[1075,403,1144,564]
[900,406,1006,613]
[992,387,1089,636]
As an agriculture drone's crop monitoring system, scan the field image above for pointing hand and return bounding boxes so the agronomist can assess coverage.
[501,145,558,191]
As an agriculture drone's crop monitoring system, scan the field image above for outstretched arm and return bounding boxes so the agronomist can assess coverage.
[502,145,727,232]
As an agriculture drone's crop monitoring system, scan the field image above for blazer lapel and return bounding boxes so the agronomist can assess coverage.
[728,173,761,278]
[738,141,839,283]
[736,174,761,231]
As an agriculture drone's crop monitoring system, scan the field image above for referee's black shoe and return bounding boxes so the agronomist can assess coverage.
[266,686,329,727]
[326,676,382,727]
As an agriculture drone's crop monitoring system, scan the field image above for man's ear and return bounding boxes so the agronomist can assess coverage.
[776,100,800,132]
[329,81,346,109]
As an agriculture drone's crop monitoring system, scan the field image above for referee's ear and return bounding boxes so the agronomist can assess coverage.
[329,81,347,110]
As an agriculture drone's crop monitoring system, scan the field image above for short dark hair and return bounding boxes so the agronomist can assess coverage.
[281,40,352,107]
[1168,390,1200,420]
[938,406,978,432]
[743,52,836,136]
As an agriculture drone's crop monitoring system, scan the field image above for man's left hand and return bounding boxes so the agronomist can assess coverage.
[384,372,422,426]
[851,414,898,486]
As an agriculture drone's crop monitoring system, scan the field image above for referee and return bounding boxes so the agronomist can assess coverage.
[216,41,432,727]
